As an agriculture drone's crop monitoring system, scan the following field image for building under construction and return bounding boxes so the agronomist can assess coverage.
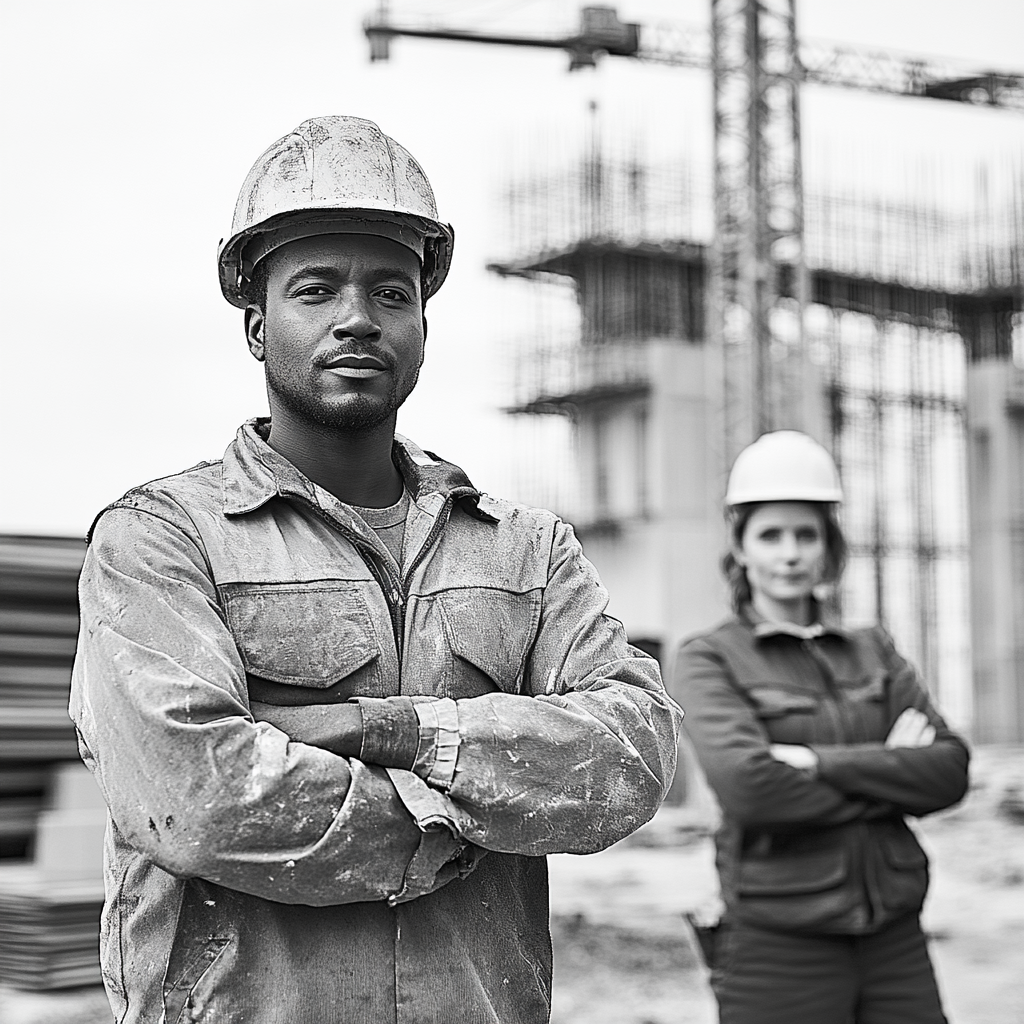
[490,151,1024,741]
[363,3,1024,744]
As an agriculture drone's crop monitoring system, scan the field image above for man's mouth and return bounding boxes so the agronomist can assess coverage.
[320,353,389,379]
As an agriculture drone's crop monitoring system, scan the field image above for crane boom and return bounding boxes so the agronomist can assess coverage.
[796,41,1023,111]
[366,8,1024,112]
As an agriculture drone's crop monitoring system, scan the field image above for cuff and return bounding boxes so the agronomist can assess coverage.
[813,742,886,785]
[355,697,420,770]
[412,698,461,792]
[383,767,465,837]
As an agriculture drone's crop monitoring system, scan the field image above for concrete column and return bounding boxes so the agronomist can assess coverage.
[966,360,1024,742]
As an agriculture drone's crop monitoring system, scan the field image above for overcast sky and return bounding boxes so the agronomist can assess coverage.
[2,0,1022,536]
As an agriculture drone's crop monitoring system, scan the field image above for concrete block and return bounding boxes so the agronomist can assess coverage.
[33,810,105,883]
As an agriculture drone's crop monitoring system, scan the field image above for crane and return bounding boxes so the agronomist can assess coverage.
[364,3,1024,452]
[365,5,1023,107]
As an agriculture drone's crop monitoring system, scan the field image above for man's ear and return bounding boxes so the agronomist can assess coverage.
[245,305,265,361]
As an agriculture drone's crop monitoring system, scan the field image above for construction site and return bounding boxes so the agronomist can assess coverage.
[361,0,1024,744]
[2,2,1023,1022]
[492,147,1023,742]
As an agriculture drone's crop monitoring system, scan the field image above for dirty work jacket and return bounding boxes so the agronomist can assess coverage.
[675,612,968,936]
[70,419,682,1024]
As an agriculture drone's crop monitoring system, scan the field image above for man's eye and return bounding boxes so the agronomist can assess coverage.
[295,285,332,297]
[375,287,409,303]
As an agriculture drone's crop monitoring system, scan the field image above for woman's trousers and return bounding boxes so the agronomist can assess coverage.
[710,912,948,1024]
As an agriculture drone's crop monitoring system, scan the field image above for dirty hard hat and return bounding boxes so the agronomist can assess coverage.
[218,116,454,307]
[725,431,843,506]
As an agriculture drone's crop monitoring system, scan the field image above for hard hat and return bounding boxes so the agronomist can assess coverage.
[218,116,454,308]
[725,431,843,506]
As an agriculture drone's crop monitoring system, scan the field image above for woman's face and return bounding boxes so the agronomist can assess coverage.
[737,502,827,606]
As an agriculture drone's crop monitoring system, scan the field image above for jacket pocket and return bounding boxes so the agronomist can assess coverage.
[222,583,380,691]
[739,848,847,895]
[745,685,819,719]
[435,587,541,696]
[736,848,857,931]
[874,825,929,917]
[838,668,888,702]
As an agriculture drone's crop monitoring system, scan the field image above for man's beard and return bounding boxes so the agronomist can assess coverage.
[265,358,420,435]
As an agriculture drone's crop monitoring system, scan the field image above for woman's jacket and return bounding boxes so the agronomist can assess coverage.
[676,610,969,935]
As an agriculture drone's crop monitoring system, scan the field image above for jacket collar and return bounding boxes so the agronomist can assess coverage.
[740,601,849,642]
[221,418,498,522]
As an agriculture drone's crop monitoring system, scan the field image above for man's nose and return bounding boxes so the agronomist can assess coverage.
[331,294,381,342]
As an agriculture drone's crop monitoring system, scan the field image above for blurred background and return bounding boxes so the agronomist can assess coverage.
[1,1,1023,1021]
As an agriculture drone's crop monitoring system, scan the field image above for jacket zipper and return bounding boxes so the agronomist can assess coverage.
[299,492,460,668]
[802,638,874,926]
[801,639,845,742]
[299,500,406,663]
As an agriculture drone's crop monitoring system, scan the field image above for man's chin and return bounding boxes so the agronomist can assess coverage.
[309,394,400,433]
[318,403,394,433]
[268,378,413,435]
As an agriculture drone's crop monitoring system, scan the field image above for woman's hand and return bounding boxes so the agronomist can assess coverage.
[769,743,819,773]
[885,708,936,749]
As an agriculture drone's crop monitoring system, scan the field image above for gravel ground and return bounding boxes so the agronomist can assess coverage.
[548,744,1024,1024]
[2,747,1021,1024]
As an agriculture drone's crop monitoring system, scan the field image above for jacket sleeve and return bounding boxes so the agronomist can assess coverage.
[70,500,464,908]
[811,630,970,816]
[363,520,683,857]
[676,636,889,830]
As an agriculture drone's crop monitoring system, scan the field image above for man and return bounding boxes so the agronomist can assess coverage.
[70,116,681,1024]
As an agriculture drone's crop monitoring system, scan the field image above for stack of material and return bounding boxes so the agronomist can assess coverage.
[0,536,103,992]
[0,535,86,857]
[0,762,106,990]
[0,765,48,860]
[0,866,104,988]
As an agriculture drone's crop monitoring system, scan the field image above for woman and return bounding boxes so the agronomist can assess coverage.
[677,430,969,1024]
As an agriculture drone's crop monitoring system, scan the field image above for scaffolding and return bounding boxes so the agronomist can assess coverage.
[491,150,1024,721]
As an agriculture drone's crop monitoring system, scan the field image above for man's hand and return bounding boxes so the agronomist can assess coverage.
[885,708,935,749]
[250,701,364,759]
[768,743,819,773]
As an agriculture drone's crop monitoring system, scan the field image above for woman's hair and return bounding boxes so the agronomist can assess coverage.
[721,501,847,613]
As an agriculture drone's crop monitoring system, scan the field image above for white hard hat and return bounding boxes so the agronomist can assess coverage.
[218,116,454,307]
[725,431,843,506]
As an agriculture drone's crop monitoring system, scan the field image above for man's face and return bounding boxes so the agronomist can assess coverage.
[247,234,425,433]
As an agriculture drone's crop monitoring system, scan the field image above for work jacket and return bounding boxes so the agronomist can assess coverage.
[70,420,681,1024]
[676,611,969,936]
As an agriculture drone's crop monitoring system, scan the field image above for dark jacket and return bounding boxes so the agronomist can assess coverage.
[69,420,682,1024]
[675,612,969,935]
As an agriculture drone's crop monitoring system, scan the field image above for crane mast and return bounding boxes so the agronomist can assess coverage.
[711,0,807,452]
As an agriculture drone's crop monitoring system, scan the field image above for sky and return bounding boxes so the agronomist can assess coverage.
[2,0,1022,536]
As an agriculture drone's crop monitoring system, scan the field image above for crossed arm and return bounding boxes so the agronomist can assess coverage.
[254,520,682,856]
[677,637,969,828]
[769,707,934,771]
[71,502,680,908]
